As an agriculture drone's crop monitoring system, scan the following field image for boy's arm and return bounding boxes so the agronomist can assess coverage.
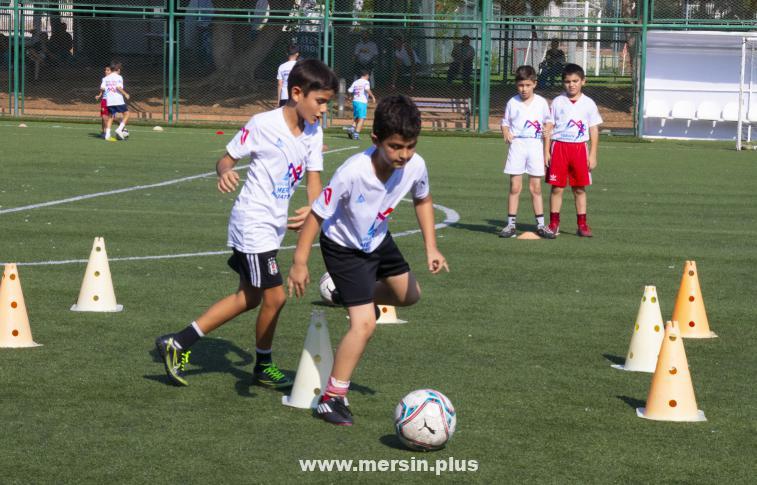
[277,79,283,103]
[543,124,553,168]
[116,87,130,100]
[216,153,241,193]
[288,211,324,297]
[288,171,323,231]
[413,196,449,274]
[95,88,103,100]
[588,125,599,171]
[501,124,513,143]
[366,87,376,103]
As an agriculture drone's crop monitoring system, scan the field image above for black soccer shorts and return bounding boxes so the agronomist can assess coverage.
[227,248,283,289]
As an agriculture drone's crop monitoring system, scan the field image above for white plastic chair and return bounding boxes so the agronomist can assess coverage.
[722,102,741,122]
[671,100,696,128]
[696,101,721,121]
[644,99,670,118]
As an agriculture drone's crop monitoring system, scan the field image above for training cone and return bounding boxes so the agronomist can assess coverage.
[612,286,665,372]
[70,237,123,312]
[376,305,407,325]
[282,309,334,409]
[636,321,706,422]
[0,264,41,348]
[672,261,716,338]
[516,231,541,240]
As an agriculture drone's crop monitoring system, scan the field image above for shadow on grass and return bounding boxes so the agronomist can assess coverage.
[603,353,625,366]
[449,220,500,235]
[616,395,645,409]
[379,434,409,451]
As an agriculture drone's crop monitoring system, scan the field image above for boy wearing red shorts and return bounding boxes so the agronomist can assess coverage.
[95,64,111,138]
[544,63,602,237]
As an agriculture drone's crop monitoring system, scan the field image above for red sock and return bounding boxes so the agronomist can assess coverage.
[577,213,587,226]
[550,212,560,227]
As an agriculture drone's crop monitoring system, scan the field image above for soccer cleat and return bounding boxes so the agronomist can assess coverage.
[253,362,292,388]
[105,136,117,142]
[548,222,560,236]
[155,334,191,386]
[353,133,360,140]
[577,224,593,237]
[315,395,353,426]
[536,224,556,239]
[498,224,517,238]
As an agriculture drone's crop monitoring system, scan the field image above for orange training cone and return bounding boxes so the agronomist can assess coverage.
[612,286,664,372]
[0,264,41,348]
[636,321,706,422]
[376,305,407,324]
[672,261,716,338]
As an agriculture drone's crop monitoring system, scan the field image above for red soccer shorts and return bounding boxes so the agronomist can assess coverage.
[547,140,591,188]
[100,98,108,117]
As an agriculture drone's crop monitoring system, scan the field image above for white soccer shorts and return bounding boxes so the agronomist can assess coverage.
[504,138,546,177]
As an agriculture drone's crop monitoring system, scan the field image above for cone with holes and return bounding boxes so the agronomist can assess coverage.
[376,305,407,325]
[0,264,41,348]
[282,309,334,409]
[71,237,123,312]
[612,286,665,372]
[672,261,716,338]
[636,321,706,422]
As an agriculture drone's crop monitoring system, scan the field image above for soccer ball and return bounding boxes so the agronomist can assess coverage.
[394,389,456,451]
[116,129,129,140]
[319,272,337,305]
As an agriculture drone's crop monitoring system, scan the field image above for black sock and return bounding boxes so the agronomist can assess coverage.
[174,324,201,350]
[255,349,272,369]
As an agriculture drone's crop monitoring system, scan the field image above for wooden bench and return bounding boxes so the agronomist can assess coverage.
[412,97,471,130]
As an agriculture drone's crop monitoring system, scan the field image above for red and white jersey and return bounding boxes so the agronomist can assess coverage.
[501,94,552,139]
[100,73,125,106]
[226,108,324,254]
[313,147,430,253]
[348,78,371,104]
[550,93,602,143]
[277,60,297,100]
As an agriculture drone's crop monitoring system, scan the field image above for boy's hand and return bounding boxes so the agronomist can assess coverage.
[287,206,311,231]
[544,152,551,168]
[504,132,514,143]
[95,94,101,100]
[287,263,310,298]
[588,154,597,171]
[217,170,240,193]
[124,93,130,101]
[427,248,449,274]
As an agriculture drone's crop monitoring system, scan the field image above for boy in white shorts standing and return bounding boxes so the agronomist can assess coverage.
[499,65,555,239]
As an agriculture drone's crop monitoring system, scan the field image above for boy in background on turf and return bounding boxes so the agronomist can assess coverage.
[288,95,449,426]
[95,64,111,138]
[155,59,338,388]
[499,65,555,239]
[277,44,300,107]
[346,69,376,140]
[100,62,130,141]
[544,63,602,237]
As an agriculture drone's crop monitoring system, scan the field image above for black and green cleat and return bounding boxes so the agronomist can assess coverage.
[155,334,191,386]
[253,362,292,389]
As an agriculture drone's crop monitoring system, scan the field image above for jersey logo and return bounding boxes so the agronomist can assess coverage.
[362,208,395,251]
[275,138,284,148]
[357,194,366,203]
[567,120,586,139]
[323,187,333,205]
[288,162,303,189]
[267,257,279,275]
[240,127,250,144]
[524,120,542,136]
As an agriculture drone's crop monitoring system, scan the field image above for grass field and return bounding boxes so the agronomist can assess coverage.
[1,121,756,484]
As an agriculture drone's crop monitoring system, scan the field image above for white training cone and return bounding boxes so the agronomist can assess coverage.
[282,309,334,409]
[612,286,665,372]
[0,264,41,348]
[71,237,123,312]
[376,305,407,325]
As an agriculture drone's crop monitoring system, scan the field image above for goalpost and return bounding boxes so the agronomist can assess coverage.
[736,37,757,151]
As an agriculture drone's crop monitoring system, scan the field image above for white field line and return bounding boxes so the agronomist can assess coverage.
[7,200,459,266]
[0,146,359,215]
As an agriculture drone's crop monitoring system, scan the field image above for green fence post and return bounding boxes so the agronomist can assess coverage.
[478,0,491,133]
[167,0,176,122]
[12,0,19,116]
[637,0,649,137]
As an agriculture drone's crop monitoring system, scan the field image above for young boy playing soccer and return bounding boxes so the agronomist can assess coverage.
[288,95,449,426]
[155,59,338,388]
[99,62,130,141]
[95,64,111,138]
[277,44,300,107]
[346,69,376,140]
[544,63,602,237]
[499,65,555,239]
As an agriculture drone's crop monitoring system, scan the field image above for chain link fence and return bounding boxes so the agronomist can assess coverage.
[652,0,757,22]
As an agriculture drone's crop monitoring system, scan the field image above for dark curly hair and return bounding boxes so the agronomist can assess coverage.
[372,95,422,142]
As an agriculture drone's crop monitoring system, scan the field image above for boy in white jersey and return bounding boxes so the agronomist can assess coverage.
[155,59,338,388]
[544,63,603,237]
[277,44,300,107]
[346,69,376,140]
[288,95,449,426]
[499,65,555,239]
[99,62,130,141]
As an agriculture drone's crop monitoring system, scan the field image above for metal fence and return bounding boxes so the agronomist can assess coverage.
[0,1,755,134]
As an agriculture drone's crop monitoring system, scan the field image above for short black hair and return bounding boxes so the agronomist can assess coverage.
[287,44,299,57]
[359,68,371,77]
[562,63,585,79]
[515,65,537,82]
[110,61,122,71]
[372,95,421,142]
[287,59,338,98]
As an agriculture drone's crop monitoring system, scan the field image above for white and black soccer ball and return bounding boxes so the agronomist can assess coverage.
[319,272,337,305]
[394,389,457,451]
[116,129,129,140]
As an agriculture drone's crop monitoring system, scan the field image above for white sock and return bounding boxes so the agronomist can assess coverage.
[118,122,125,131]
[507,215,516,227]
[191,320,205,337]
[105,129,111,138]
[536,215,545,226]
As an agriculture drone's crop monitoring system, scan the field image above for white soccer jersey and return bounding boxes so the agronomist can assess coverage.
[277,60,297,100]
[550,93,603,143]
[100,73,125,106]
[313,147,430,253]
[348,78,371,104]
[501,94,552,139]
[226,108,324,254]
